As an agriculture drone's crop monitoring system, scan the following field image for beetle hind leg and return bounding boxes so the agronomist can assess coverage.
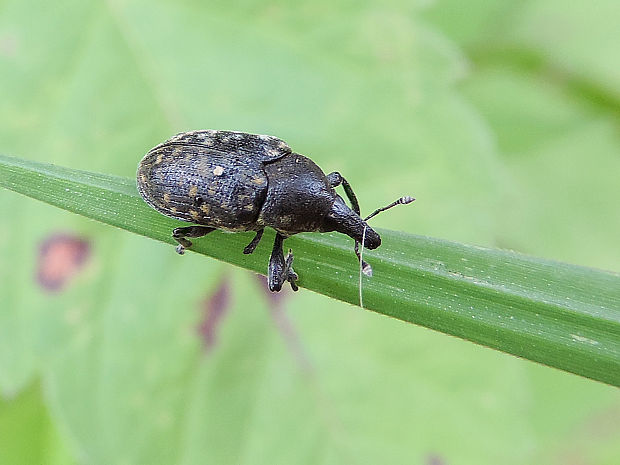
[243,229,264,254]
[268,233,299,292]
[173,226,215,254]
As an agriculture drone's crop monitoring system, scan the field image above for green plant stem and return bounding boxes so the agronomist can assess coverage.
[1,154,619,386]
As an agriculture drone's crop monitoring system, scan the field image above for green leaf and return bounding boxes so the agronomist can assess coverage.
[2,153,619,387]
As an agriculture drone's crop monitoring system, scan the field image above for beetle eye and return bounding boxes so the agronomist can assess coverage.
[194,196,204,206]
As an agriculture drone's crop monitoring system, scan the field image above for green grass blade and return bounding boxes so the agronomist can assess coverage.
[1,154,619,386]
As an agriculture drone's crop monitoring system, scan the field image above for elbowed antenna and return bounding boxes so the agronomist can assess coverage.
[364,196,415,221]
[356,196,415,276]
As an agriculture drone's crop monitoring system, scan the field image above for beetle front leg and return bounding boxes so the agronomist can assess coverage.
[328,171,371,272]
[327,171,361,215]
[268,233,298,292]
[354,240,373,277]
[173,226,215,255]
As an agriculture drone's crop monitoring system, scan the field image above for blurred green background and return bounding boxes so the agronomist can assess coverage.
[1,1,619,464]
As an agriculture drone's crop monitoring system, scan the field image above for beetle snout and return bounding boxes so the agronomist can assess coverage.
[362,226,381,250]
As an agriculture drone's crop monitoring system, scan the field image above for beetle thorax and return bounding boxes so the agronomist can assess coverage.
[257,153,336,234]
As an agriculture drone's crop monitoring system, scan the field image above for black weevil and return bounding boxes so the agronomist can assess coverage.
[137,130,413,292]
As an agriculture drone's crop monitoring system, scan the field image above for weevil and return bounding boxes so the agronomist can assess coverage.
[137,130,413,292]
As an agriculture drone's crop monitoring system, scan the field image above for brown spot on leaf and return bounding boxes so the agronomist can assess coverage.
[198,278,231,352]
[37,233,90,292]
[0,34,18,57]
[426,454,446,465]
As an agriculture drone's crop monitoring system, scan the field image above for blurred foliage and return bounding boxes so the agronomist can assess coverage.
[0,382,73,464]
[0,1,618,464]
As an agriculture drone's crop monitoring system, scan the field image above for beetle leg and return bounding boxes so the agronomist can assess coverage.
[243,228,265,254]
[268,233,299,292]
[327,171,342,186]
[284,249,299,291]
[268,233,286,292]
[354,240,373,277]
[172,226,215,255]
[328,171,371,271]
[326,171,361,215]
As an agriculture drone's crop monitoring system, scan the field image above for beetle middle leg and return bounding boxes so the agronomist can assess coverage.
[268,232,299,292]
[173,226,215,255]
[243,228,264,254]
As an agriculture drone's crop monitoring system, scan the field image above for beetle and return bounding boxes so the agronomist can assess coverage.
[137,130,412,292]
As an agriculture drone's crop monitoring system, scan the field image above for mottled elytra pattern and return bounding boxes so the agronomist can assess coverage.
[155,130,291,162]
[137,143,268,230]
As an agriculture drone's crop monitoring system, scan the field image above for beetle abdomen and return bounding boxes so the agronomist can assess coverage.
[137,143,268,230]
